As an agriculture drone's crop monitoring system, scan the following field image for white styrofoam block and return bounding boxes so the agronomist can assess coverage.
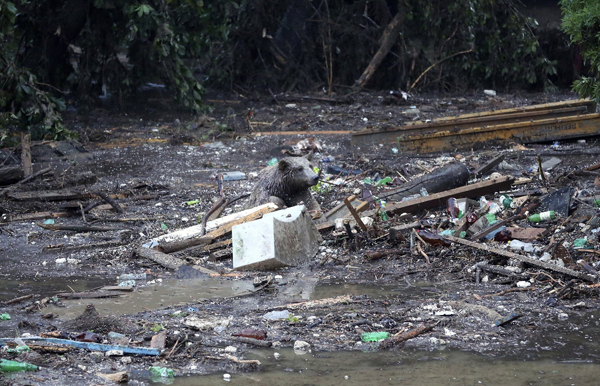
[232,205,321,270]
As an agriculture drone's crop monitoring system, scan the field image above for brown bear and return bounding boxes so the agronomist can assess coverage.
[245,155,321,211]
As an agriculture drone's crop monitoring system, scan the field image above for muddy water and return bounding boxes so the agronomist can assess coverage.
[48,277,256,319]
[1,277,440,319]
[149,348,600,386]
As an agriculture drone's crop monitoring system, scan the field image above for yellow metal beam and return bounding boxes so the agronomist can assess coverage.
[395,113,600,153]
[351,99,597,147]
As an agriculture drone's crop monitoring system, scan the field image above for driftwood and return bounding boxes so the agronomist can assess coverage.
[8,189,93,201]
[229,336,272,348]
[445,235,597,282]
[43,240,126,252]
[5,294,34,305]
[94,191,124,213]
[56,292,122,299]
[355,11,405,89]
[156,204,278,254]
[379,323,436,349]
[37,222,120,232]
[136,247,186,270]
[0,166,52,195]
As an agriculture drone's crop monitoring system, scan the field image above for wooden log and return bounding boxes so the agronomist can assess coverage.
[355,12,405,89]
[444,235,597,282]
[135,247,186,270]
[0,166,24,186]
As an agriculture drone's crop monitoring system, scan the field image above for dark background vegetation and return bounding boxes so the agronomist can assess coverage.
[0,0,595,144]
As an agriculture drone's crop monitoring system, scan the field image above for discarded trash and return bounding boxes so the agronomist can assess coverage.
[509,240,535,253]
[0,313,10,321]
[326,165,363,176]
[528,211,556,223]
[0,359,38,372]
[262,310,290,320]
[186,199,200,205]
[573,239,588,249]
[361,332,390,342]
[42,219,55,224]
[75,331,101,343]
[495,312,522,327]
[417,230,451,247]
[118,273,147,281]
[213,171,246,181]
[267,158,278,166]
[499,194,513,209]
[484,89,497,97]
[149,366,175,378]
[447,197,460,218]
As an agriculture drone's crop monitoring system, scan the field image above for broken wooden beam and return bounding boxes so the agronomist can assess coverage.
[361,176,514,218]
[444,235,597,282]
[144,203,278,249]
[472,154,505,177]
[8,190,93,201]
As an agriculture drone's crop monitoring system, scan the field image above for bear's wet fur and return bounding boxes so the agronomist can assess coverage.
[245,156,321,211]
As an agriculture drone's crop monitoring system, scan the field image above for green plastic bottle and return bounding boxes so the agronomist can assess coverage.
[528,211,556,223]
[149,366,175,378]
[0,359,38,372]
[361,332,389,342]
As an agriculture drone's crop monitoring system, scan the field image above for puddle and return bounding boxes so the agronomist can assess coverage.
[145,347,600,386]
[49,277,255,319]
[0,277,109,302]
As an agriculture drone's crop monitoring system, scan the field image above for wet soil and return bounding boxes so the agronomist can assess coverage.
[2,89,600,385]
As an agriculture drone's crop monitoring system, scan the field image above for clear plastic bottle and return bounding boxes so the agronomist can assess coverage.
[509,239,534,253]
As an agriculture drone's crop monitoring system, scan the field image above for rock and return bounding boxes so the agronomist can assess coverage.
[293,340,311,355]
[97,371,129,383]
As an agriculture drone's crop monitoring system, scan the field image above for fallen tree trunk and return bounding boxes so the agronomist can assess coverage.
[355,11,404,89]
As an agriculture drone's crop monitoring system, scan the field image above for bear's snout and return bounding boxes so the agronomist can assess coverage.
[309,174,319,186]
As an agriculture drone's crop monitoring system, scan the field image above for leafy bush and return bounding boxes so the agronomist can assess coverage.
[560,0,600,101]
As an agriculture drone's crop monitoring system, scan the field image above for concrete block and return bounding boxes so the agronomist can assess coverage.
[232,205,322,270]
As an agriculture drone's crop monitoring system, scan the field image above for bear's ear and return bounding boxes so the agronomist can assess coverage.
[278,159,290,171]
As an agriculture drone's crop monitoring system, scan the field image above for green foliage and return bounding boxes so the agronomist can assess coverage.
[150,323,165,332]
[0,0,66,142]
[560,0,600,101]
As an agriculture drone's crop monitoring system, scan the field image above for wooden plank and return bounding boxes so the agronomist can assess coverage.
[444,235,596,282]
[393,113,600,154]
[146,203,278,247]
[7,190,93,201]
[472,154,505,177]
[361,176,514,218]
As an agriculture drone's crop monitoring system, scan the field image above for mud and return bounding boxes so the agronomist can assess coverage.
[2,89,600,385]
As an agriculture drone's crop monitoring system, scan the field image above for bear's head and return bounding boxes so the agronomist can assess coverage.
[278,156,319,188]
